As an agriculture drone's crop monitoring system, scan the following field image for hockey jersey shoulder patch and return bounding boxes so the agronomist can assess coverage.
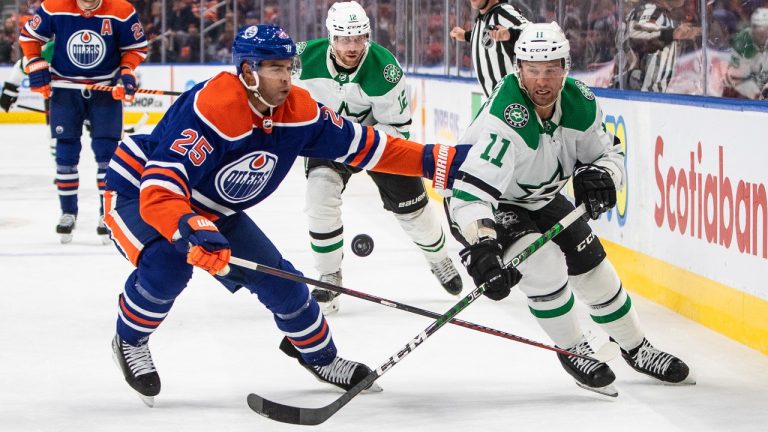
[272,86,320,126]
[559,78,598,133]
[194,72,254,140]
[488,76,539,150]
[356,42,403,97]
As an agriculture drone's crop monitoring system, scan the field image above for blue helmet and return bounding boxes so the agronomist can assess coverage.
[232,25,296,76]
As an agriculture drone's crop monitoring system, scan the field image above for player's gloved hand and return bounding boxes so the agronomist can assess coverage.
[177,213,231,275]
[459,238,521,301]
[573,164,616,220]
[0,82,19,112]
[24,57,51,98]
[112,66,137,102]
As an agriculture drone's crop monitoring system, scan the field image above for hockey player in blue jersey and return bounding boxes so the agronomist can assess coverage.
[102,24,461,406]
[20,0,148,243]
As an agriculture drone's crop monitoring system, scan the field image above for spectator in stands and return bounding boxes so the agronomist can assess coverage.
[725,7,768,99]
[613,0,701,92]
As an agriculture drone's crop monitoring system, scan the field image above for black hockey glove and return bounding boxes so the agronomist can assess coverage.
[459,238,522,301]
[573,164,616,220]
[0,82,19,112]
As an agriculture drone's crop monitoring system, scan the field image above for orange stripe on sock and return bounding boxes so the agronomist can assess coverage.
[288,320,328,347]
[56,181,79,188]
[120,296,162,327]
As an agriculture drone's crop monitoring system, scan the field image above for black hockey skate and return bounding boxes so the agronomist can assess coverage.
[429,257,463,295]
[619,338,695,385]
[311,271,342,315]
[557,339,618,397]
[56,213,76,244]
[279,336,382,392]
[112,335,161,407]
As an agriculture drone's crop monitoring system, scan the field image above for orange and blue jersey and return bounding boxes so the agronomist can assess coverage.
[20,0,147,82]
[105,72,428,243]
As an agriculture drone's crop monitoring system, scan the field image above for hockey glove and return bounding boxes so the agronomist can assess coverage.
[573,164,616,220]
[459,238,521,301]
[0,82,19,112]
[25,57,51,98]
[177,213,231,275]
[112,67,137,102]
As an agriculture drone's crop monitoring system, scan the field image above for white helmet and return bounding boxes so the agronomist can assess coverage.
[514,22,571,70]
[752,8,768,27]
[326,1,371,38]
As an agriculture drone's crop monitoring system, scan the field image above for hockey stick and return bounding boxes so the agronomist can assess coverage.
[51,81,183,96]
[16,104,46,113]
[225,257,616,363]
[244,203,589,425]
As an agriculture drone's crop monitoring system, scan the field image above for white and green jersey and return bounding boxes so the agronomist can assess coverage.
[295,38,411,138]
[450,75,624,231]
[727,29,768,99]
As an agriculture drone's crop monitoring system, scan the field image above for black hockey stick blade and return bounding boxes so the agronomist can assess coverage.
[247,370,379,425]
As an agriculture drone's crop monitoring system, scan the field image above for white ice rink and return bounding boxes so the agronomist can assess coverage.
[1,124,767,432]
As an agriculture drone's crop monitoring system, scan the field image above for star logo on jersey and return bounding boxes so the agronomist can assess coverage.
[338,101,372,123]
[296,41,307,55]
[504,104,529,128]
[515,162,569,203]
[215,151,278,203]
[66,30,106,69]
[383,64,402,84]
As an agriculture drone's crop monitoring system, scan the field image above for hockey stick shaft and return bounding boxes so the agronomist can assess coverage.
[51,81,182,96]
[16,104,46,113]
[227,254,604,362]
[246,203,588,425]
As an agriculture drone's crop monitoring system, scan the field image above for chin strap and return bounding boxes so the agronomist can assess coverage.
[238,71,278,108]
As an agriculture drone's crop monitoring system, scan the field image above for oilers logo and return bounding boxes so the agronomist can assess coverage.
[216,151,278,203]
[67,30,106,69]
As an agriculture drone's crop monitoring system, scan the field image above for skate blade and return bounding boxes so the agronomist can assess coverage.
[364,382,383,393]
[59,233,73,244]
[574,380,618,397]
[138,394,156,408]
[320,299,340,315]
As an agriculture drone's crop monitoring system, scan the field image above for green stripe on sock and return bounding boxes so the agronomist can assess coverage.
[311,240,343,253]
[529,293,575,318]
[591,295,632,324]
[452,189,482,202]
[416,232,445,252]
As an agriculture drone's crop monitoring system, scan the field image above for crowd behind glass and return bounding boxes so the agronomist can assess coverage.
[2,0,767,100]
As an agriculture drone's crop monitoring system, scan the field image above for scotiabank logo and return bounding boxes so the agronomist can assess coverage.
[654,137,767,259]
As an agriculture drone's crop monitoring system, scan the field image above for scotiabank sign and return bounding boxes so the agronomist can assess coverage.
[654,137,767,260]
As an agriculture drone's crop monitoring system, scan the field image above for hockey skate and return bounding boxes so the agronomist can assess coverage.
[112,335,161,407]
[311,270,342,315]
[97,218,111,245]
[557,339,618,397]
[56,214,77,244]
[279,336,382,392]
[429,257,463,295]
[619,338,695,385]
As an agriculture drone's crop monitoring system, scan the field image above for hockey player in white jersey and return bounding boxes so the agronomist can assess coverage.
[447,23,694,396]
[298,1,462,314]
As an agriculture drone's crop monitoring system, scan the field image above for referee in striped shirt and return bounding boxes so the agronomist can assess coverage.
[449,0,529,97]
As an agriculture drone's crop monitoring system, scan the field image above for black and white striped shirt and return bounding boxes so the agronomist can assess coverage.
[619,2,678,92]
[465,2,529,97]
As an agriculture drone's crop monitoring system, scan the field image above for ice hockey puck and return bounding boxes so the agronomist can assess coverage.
[351,234,374,257]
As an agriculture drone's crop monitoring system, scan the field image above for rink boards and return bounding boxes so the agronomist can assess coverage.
[1,64,765,355]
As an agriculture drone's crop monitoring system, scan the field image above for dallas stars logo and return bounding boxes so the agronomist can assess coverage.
[515,162,569,203]
[574,80,595,100]
[504,103,529,128]
[383,64,402,84]
[337,101,372,123]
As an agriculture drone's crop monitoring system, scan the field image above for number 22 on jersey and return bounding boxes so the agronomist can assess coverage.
[170,129,213,166]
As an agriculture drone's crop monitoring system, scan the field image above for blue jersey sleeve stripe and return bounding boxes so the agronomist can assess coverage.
[355,129,383,169]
